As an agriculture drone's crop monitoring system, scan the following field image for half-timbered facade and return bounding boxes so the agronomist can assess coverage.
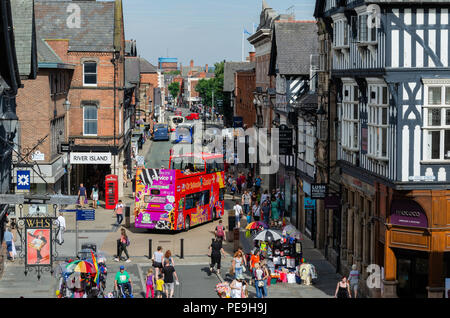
[316,0,450,298]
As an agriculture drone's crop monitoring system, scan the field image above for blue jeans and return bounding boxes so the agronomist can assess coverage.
[234,267,243,279]
[255,280,267,298]
[243,204,250,215]
[117,214,123,225]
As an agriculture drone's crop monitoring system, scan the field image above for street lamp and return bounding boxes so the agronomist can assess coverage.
[63,99,71,195]
[0,98,18,143]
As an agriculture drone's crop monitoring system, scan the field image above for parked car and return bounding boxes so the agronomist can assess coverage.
[153,124,170,141]
[186,113,200,121]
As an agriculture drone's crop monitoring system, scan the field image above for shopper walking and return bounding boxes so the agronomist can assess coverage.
[155,274,164,298]
[162,259,179,298]
[335,276,352,298]
[152,246,164,278]
[254,176,262,193]
[91,185,99,209]
[270,196,280,222]
[254,262,269,298]
[241,191,251,216]
[145,268,155,298]
[164,250,175,267]
[236,173,243,195]
[252,201,261,222]
[214,220,225,241]
[233,200,243,229]
[4,227,14,261]
[232,250,245,279]
[57,212,66,245]
[261,200,271,224]
[209,236,225,274]
[114,200,124,225]
[348,264,360,298]
[230,276,248,298]
[260,190,269,206]
[77,183,87,208]
[114,229,131,262]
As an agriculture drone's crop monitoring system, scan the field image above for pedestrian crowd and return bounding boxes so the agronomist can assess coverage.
[226,171,286,229]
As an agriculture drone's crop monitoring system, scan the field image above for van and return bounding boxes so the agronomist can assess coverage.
[169,116,185,132]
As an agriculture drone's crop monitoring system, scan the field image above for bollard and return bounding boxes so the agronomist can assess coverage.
[116,239,120,259]
[180,238,184,259]
[125,206,131,228]
[148,239,152,259]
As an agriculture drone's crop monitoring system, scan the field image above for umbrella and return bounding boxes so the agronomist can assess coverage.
[65,260,97,274]
[253,229,282,242]
[245,221,269,230]
[283,224,303,240]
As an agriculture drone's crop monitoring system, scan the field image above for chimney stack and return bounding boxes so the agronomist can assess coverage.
[249,52,256,62]
[205,64,208,73]
[190,59,194,68]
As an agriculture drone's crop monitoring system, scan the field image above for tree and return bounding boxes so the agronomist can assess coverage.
[194,61,225,111]
[168,81,180,99]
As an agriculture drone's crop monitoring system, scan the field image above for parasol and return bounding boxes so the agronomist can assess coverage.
[253,229,282,242]
[283,224,302,239]
[245,221,269,230]
[65,260,97,274]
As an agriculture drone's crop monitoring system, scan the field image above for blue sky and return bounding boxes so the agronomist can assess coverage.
[122,0,316,67]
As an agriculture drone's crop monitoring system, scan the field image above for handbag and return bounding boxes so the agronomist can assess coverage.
[257,280,265,287]
[242,266,246,273]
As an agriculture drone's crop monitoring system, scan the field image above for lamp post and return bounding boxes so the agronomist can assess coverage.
[63,99,71,195]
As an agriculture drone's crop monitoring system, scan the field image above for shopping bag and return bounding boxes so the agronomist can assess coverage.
[245,230,251,238]
[246,215,251,224]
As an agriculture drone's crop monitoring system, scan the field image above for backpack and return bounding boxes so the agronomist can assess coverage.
[216,225,224,238]
[126,237,130,246]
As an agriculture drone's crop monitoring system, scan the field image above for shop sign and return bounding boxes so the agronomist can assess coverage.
[311,183,328,199]
[70,152,112,164]
[324,195,341,210]
[24,217,53,267]
[390,199,428,228]
[31,151,45,161]
[304,197,315,210]
[279,124,293,155]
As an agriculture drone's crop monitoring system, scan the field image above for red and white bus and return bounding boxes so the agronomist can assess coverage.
[134,153,225,231]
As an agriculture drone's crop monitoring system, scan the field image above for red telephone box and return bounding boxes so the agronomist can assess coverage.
[105,175,118,210]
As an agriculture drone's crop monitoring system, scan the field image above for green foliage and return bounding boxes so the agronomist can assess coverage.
[168,81,180,98]
[194,61,225,111]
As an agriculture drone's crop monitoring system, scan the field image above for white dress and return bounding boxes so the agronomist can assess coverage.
[231,281,243,298]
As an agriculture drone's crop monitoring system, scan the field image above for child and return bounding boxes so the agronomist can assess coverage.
[155,274,164,298]
[146,268,155,298]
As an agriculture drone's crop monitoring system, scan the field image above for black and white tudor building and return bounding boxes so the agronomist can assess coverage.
[316,0,450,298]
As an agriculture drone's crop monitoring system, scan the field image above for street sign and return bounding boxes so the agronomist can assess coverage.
[60,143,70,153]
[76,209,95,221]
[279,124,293,155]
[17,170,31,190]
[59,209,78,213]
[311,183,328,199]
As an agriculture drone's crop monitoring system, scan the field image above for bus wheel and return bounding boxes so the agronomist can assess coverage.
[184,216,190,231]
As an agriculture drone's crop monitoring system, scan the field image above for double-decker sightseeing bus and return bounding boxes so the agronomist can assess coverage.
[134,153,225,231]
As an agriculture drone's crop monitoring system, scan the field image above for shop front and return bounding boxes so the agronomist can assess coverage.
[69,152,113,202]
[384,193,450,298]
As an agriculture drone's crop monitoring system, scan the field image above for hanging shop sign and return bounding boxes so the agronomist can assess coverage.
[70,152,112,165]
[17,170,31,191]
[279,124,293,155]
[311,183,328,199]
[324,194,341,210]
[24,217,53,267]
[31,151,45,161]
[390,199,428,228]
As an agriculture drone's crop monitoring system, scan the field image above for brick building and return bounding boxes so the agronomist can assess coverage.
[158,57,178,73]
[34,0,128,198]
[234,68,256,128]
[15,37,74,194]
[138,58,159,124]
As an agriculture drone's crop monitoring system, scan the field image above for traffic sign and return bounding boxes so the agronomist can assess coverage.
[59,209,78,213]
[76,209,95,221]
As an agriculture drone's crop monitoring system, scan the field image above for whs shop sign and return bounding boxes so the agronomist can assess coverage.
[70,152,112,164]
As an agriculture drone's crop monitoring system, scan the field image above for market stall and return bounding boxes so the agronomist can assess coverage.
[251,227,316,286]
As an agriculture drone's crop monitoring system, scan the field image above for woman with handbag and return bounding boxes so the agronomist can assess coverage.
[232,250,245,279]
[91,185,99,209]
[254,263,269,298]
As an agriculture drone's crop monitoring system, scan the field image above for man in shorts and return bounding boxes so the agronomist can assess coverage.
[161,259,179,298]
